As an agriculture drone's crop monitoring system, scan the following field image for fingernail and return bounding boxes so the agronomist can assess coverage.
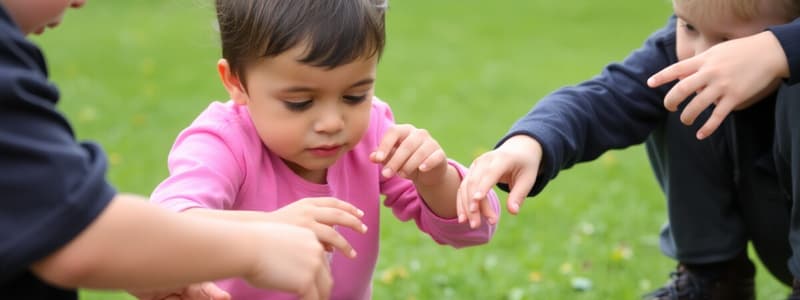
[375,151,384,161]
[361,224,368,233]
[382,167,392,177]
[458,214,465,223]
[419,163,427,171]
[469,220,477,228]
[511,202,519,211]
[472,192,483,199]
[357,209,364,217]
[350,249,357,258]
[697,132,706,140]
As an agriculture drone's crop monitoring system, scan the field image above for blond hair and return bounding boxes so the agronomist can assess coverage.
[675,0,800,21]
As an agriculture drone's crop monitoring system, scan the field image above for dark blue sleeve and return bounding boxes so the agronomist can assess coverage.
[497,16,678,197]
[769,18,800,85]
[0,14,115,281]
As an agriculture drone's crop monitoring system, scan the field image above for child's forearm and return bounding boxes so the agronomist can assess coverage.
[184,207,272,223]
[31,195,267,290]
[414,163,460,218]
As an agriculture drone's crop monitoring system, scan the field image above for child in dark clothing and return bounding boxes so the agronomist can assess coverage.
[459,0,800,299]
[0,1,337,299]
[647,7,800,299]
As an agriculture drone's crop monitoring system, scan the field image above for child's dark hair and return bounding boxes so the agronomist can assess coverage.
[216,0,387,82]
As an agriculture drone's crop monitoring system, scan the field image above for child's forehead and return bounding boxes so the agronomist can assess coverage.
[673,0,788,33]
[244,47,378,83]
[673,0,793,23]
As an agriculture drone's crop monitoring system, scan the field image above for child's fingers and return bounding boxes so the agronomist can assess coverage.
[480,195,498,225]
[506,169,537,215]
[312,224,357,258]
[417,148,446,173]
[396,140,437,177]
[466,199,482,228]
[464,154,504,228]
[308,197,365,218]
[663,71,708,112]
[459,164,479,223]
[696,98,735,140]
[381,131,424,178]
[679,85,718,126]
[302,260,332,300]
[315,207,368,234]
[456,179,469,223]
[470,154,509,207]
[185,282,230,300]
[372,125,410,164]
[648,56,701,90]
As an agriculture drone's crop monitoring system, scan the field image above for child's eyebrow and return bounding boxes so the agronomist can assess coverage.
[349,78,375,88]
[674,12,692,24]
[280,78,375,93]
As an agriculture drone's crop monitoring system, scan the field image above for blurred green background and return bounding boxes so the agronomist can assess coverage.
[30,0,789,299]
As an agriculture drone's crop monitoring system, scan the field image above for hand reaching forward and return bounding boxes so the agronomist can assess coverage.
[647,31,788,140]
[370,124,448,185]
[371,123,472,219]
[457,135,542,227]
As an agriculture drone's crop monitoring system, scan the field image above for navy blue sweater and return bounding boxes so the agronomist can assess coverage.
[499,17,678,196]
[0,5,116,299]
[499,16,800,197]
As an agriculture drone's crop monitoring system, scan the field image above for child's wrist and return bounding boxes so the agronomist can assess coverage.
[414,163,454,187]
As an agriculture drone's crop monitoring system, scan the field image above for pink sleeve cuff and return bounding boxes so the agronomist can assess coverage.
[417,160,500,248]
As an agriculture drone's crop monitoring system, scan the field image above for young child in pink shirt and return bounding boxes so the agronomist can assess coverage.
[149,0,500,299]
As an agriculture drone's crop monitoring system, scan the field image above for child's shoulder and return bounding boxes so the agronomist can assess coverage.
[178,100,260,147]
[370,96,391,110]
[369,96,395,120]
[191,100,249,127]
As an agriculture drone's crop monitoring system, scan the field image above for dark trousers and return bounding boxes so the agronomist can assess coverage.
[646,95,792,285]
[776,83,800,279]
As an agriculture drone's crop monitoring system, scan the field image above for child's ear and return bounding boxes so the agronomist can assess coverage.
[217,58,248,105]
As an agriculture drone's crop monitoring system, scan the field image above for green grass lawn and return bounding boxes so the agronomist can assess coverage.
[31,0,790,299]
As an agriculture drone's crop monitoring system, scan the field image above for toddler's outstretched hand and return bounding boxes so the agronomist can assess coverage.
[458,135,541,227]
[647,31,788,140]
[370,124,448,185]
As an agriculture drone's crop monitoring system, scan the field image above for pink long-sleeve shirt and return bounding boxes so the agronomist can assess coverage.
[150,98,499,300]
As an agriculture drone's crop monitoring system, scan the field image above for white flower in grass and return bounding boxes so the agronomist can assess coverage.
[506,287,525,300]
[571,277,592,291]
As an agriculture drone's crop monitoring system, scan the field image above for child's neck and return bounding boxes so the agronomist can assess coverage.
[301,170,327,184]
[284,159,328,184]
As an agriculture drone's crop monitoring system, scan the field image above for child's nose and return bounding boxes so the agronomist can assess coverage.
[314,111,345,134]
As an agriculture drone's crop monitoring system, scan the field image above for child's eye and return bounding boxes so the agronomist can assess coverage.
[283,100,312,111]
[343,95,367,104]
[683,22,696,33]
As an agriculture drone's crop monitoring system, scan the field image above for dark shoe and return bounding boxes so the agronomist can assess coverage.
[787,278,800,300]
[642,254,755,300]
